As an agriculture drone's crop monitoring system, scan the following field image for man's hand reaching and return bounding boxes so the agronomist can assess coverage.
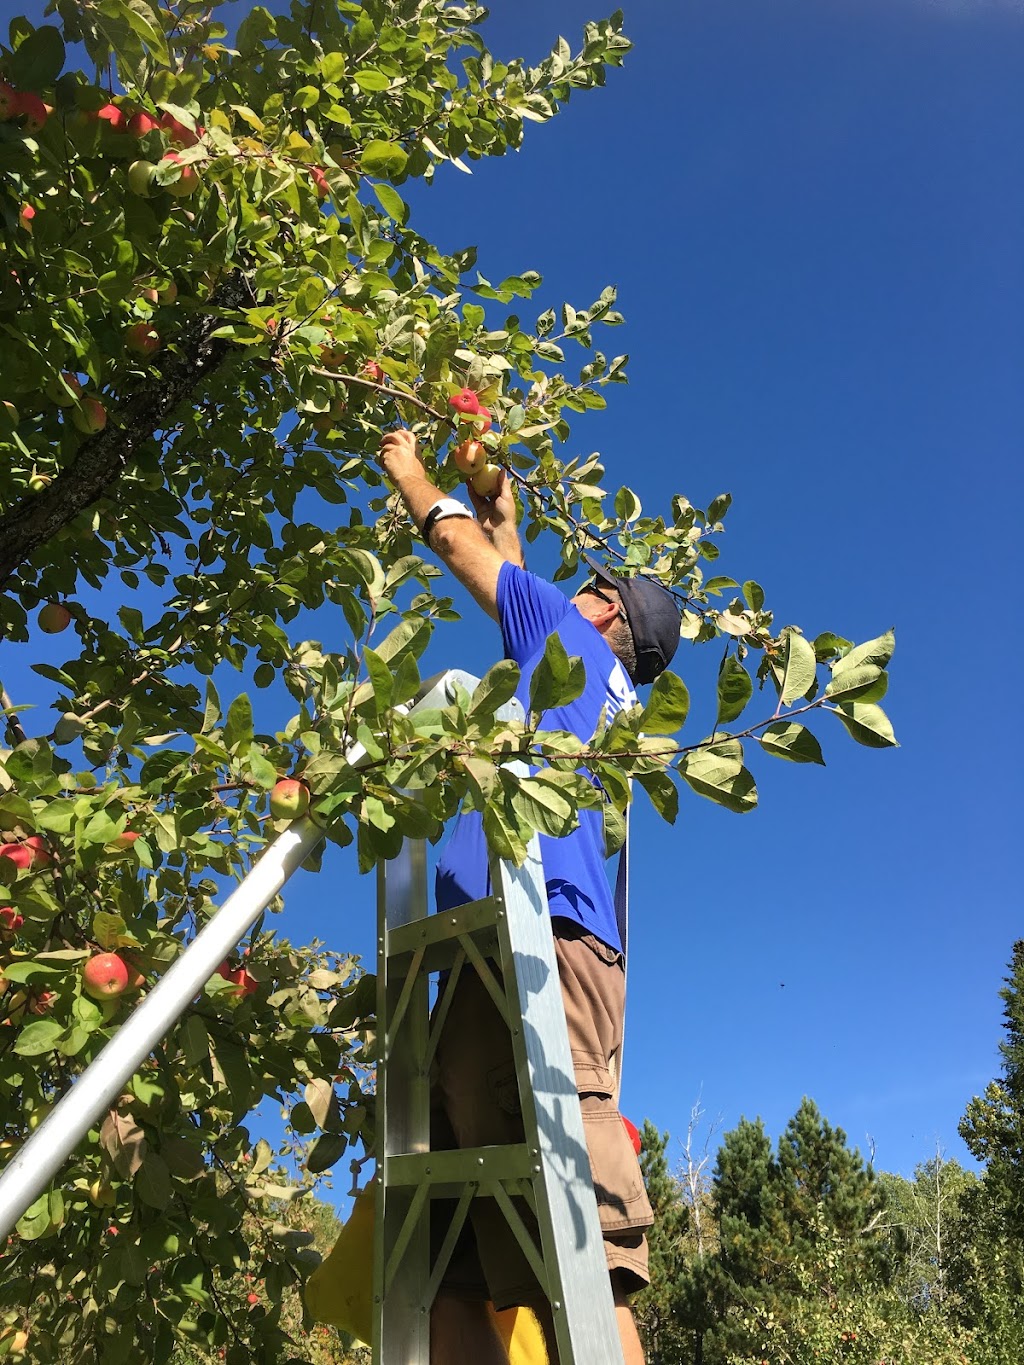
[379,427,424,487]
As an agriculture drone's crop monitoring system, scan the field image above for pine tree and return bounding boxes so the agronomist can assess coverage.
[634,1121,690,1365]
[948,941,1024,1361]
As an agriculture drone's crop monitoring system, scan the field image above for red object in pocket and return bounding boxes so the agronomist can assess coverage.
[622,1116,642,1156]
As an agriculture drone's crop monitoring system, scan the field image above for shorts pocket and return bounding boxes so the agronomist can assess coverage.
[572,1057,654,1236]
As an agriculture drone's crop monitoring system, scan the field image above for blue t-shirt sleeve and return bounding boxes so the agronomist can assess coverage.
[497,563,571,665]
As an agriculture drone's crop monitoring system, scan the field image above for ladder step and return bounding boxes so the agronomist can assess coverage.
[386,1143,536,1197]
[386,895,502,972]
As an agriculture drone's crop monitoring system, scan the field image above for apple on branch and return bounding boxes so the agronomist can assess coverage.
[72,397,107,435]
[45,372,83,407]
[269,778,310,821]
[452,439,487,477]
[82,952,130,1001]
[469,462,502,498]
[125,323,162,358]
[449,387,481,416]
[38,602,72,634]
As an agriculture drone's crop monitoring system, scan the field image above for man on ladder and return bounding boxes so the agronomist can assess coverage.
[379,429,682,1365]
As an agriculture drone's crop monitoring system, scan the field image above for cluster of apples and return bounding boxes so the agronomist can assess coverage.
[449,388,502,496]
[114,105,205,200]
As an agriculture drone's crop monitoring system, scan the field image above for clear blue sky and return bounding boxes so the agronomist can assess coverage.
[374,0,1024,1179]
[8,0,1022,1189]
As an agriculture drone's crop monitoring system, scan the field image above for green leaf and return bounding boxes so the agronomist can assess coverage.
[637,770,679,823]
[354,68,391,92]
[482,800,529,865]
[743,580,765,612]
[833,702,899,749]
[136,1154,173,1210]
[641,670,689,735]
[180,1015,208,1067]
[93,911,128,950]
[374,616,431,665]
[779,632,817,706]
[716,657,752,726]
[361,139,408,178]
[603,802,626,857]
[14,1018,66,1057]
[833,629,895,677]
[363,646,393,713]
[467,660,521,722]
[373,182,408,223]
[528,634,584,714]
[824,663,887,703]
[680,740,758,813]
[224,694,253,755]
[506,773,576,839]
[8,25,65,87]
[759,722,825,765]
[306,1132,346,1174]
[17,1188,62,1241]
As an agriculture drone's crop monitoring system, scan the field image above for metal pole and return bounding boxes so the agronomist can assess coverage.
[0,817,322,1239]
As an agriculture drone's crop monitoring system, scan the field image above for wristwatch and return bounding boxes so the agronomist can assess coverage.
[420,497,473,546]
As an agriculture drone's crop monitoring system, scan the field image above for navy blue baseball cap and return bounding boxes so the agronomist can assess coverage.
[582,555,682,685]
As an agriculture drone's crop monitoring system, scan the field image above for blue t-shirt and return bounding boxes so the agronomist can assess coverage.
[434,563,637,951]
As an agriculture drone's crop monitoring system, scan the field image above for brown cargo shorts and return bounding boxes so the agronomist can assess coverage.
[430,917,653,1310]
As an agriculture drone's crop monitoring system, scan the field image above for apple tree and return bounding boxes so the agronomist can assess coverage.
[0,0,898,1360]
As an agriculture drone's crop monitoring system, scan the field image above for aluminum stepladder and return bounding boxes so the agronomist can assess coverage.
[373,671,624,1365]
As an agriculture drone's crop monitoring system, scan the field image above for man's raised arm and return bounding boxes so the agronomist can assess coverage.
[379,428,506,621]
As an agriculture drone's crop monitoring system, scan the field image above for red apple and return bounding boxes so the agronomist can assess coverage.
[621,1115,642,1156]
[0,907,23,933]
[28,989,55,1015]
[127,110,160,137]
[72,398,107,434]
[269,778,310,820]
[468,405,492,434]
[449,387,481,416]
[310,166,330,199]
[159,111,200,147]
[96,103,127,132]
[14,92,49,132]
[125,323,161,358]
[363,360,384,381]
[38,602,72,634]
[452,438,486,476]
[469,462,502,498]
[82,952,130,1000]
[246,1292,260,1306]
[0,845,32,870]
[230,968,258,998]
[45,372,83,407]
[110,830,139,851]
[24,836,51,869]
[18,203,34,232]
[1,400,18,427]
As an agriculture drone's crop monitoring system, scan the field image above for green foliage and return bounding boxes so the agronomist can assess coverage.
[0,0,901,1359]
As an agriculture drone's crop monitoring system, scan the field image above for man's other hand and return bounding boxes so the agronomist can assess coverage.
[467,467,513,534]
[379,428,423,485]
[467,469,524,569]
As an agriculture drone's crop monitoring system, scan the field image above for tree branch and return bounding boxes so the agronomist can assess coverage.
[0,271,252,592]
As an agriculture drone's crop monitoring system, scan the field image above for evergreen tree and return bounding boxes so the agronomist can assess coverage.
[678,1100,889,1364]
[634,1121,690,1365]
[959,940,1024,1239]
[948,941,1024,1363]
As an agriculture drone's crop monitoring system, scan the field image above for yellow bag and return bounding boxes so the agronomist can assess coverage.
[304,1180,549,1362]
